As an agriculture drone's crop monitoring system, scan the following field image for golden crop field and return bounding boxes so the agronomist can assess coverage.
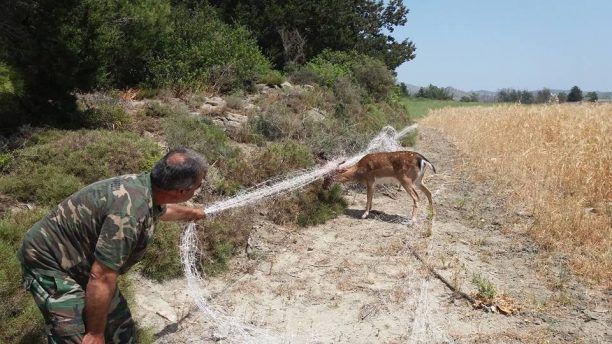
[422,103,612,286]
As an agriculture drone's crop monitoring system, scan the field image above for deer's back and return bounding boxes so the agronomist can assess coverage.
[355,151,420,180]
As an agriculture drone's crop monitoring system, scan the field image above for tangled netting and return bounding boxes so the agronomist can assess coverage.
[180,124,417,343]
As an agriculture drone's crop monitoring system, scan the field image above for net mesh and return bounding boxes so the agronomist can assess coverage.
[179,124,417,342]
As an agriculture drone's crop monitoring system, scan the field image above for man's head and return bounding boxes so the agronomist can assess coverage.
[151,148,208,203]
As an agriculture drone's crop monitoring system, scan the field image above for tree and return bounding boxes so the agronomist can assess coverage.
[567,86,583,102]
[497,88,521,103]
[398,82,410,97]
[520,90,534,104]
[207,0,416,69]
[535,88,552,103]
[416,84,452,100]
[459,93,478,102]
[585,91,598,102]
[558,92,567,103]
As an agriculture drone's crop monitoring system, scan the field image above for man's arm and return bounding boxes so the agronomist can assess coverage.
[160,204,206,221]
[83,260,118,344]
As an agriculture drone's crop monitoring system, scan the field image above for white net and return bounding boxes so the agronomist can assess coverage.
[179,124,417,342]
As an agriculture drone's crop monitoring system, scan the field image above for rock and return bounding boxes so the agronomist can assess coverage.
[211,112,248,132]
[200,96,226,115]
[255,83,272,93]
[281,81,293,89]
[305,108,327,122]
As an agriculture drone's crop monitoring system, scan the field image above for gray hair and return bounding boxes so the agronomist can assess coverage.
[151,148,208,190]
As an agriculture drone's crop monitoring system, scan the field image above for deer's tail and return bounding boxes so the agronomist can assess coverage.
[417,154,437,174]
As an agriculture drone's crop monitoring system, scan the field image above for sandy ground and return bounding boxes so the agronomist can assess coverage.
[131,127,611,343]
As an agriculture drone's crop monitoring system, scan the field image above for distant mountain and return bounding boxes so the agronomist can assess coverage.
[402,83,612,101]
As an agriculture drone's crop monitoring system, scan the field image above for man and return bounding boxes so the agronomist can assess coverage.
[18,147,208,344]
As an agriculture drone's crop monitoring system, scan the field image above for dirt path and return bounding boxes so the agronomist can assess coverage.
[132,127,611,343]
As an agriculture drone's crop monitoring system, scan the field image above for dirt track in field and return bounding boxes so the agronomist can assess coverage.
[132,126,611,343]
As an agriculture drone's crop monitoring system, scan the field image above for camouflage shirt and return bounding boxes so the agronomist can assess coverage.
[18,173,164,285]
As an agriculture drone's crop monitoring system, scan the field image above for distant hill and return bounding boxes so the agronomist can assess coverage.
[403,84,612,102]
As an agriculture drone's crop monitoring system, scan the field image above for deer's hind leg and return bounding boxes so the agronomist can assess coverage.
[415,175,434,217]
[399,177,419,222]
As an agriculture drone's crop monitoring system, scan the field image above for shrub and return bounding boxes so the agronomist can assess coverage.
[472,273,496,302]
[163,115,237,163]
[351,56,395,101]
[0,153,13,172]
[0,163,82,206]
[252,140,314,182]
[305,59,350,88]
[144,101,186,118]
[0,208,48,343]
[149,5,272,92]
[297,184,347,226]
[332,78,365,120]
[197,210,254,275]
[140,221,183,281]
[80,102,132,130]
[288,67,319,85]
[224,95,244,110]
[249,114,285,141]
[305,50,395,101]
[134,88,160,100]
[0,130,162,205]
[258,70,285,86]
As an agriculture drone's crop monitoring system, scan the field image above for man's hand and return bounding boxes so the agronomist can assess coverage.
[160,204,206,222]
[82,333,105,344]
[84,260,118,344]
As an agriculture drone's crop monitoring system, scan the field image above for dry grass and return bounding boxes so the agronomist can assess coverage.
[422,103,611,286]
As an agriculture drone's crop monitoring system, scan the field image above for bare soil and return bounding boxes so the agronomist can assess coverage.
[131,127,611,343]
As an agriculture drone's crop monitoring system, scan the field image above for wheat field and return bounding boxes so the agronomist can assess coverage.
[422,103,612,286]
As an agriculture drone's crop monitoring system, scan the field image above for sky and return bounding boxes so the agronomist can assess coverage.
[393,0,612,92]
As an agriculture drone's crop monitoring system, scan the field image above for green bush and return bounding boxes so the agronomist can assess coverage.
[0,163,82,206]
[197,213,253,276]
[144,101,186,118]
[80,101,132,130]
[252,140,314,182]
[149,5,272,92]
[351,57,395,101]
[399,129,418,147]
[472,273,497,302]
[0,208,48,344]
[332,77,364,111]
[258,70,285,86]
[0,153,13,172]
[297,184,347,226]
[305,59,351,88]
[249,114,285,141]
[0,130,161,205]
[288,67,319,85]
[140,221,183,281]
[224,94,244,110]
[163,115,237,163]
[306,50,395,101]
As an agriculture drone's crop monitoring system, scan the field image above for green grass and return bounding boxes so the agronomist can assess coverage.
[400,97,481,120]
[0,208,49,344]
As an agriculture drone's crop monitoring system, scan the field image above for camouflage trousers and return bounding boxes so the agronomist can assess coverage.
[21,265,135,344]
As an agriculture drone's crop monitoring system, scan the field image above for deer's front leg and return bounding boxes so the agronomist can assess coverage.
[362,179,374,219]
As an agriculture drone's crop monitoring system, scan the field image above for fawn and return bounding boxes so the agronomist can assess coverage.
[325,151,436,221]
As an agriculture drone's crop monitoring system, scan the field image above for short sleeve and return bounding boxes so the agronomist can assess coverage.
[94,214,140,271]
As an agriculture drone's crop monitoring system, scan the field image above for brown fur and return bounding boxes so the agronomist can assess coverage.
[329,151,435,220]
